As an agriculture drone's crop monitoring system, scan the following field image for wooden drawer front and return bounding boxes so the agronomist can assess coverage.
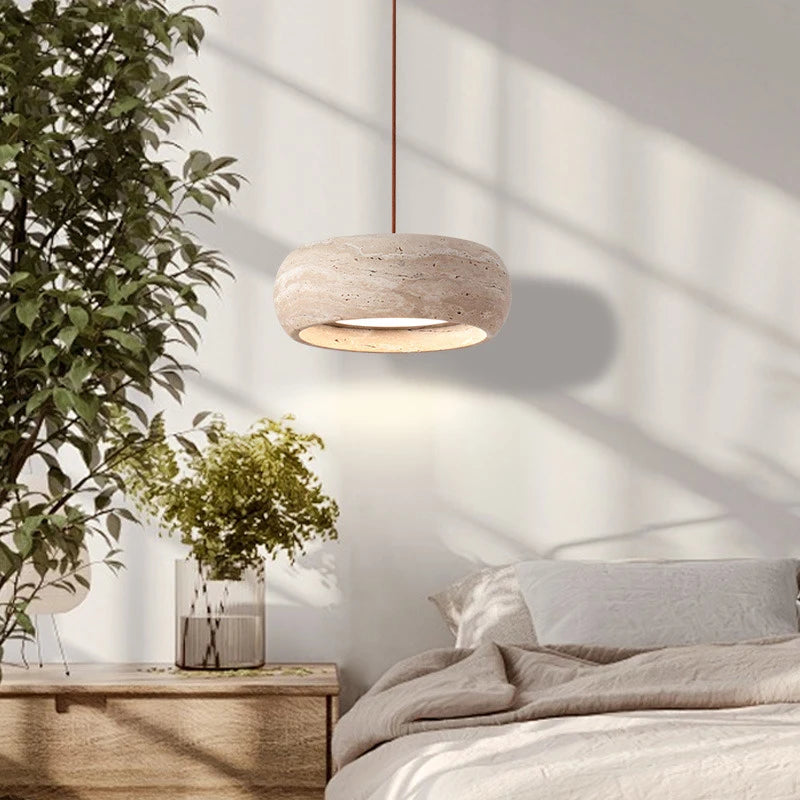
[0,694,326,798]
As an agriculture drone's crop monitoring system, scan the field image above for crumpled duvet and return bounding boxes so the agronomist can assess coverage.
[327,637,800,799]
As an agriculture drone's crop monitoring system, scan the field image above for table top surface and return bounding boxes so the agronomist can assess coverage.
[0,662,340,696]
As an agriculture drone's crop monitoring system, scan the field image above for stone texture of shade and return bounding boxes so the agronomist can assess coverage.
[273,233,511,352]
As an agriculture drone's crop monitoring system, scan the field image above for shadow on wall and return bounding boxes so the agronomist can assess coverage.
[373,258,800,555]
[408,0,800,202]
[385,274,800,556]
[188,211,290,281]
[529,394,800,555]
[387,276,618,391]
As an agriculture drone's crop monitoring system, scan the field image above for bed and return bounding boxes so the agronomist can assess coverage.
[327,558,800,799]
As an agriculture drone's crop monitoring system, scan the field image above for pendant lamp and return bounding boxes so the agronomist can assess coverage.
[273,0,511,353]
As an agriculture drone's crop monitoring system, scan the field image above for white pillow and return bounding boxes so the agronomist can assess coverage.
[515,558,800,649]
[429,565,536,648]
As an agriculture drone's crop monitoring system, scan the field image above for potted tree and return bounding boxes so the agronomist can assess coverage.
[0,0,240,672]
[115,413,339,669]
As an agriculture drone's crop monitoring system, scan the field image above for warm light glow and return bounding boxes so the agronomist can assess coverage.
[297,322,487,352]
[334,317,448,329]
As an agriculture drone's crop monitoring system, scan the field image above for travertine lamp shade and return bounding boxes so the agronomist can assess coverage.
[273,233,511,353]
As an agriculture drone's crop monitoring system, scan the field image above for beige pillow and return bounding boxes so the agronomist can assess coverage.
[516,558,800,649]
[429,565,536,648]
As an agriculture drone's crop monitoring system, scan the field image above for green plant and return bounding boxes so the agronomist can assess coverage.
[115,413,340,580]
[0,0,241,664]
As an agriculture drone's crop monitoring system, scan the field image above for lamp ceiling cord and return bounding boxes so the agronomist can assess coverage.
[391,0,397,234]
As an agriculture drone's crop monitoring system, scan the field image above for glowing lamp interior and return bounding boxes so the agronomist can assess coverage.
[298,320,487,352]
[334,317,448,329]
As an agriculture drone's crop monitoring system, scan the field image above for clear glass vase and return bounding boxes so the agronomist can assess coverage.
[175,558,265,669]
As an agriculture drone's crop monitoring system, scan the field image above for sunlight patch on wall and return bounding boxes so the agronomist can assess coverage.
[401,5,501,183]
[215,0,384,126]
[177,44,386,247]
[266,546,341,609]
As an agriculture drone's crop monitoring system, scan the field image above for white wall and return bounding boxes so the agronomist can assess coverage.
[19,0,800,707]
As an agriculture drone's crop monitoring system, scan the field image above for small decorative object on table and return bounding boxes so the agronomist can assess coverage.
[116,414,339,669]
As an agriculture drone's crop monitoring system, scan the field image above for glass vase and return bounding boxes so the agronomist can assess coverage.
[175,558,265,669]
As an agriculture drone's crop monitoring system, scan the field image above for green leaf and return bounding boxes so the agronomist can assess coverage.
[0,143,23,166]
[13,529,33,557]
[9,271,31,287]
[67,307,89,330]
[52,387,73,415]
[15,297,41,329]
[192,411,211,426]
[161,371,184,393]
[0,544,13,574]
[208,156,237,172]
[40,344,59,365]
[59,326,80,349]
[106,512,121,540]
[25,389,50,416]
[94,488,114,511]
[96,305,132,322]
[115,507,138,523]
[14,609,35,636]
[121,253,147,271]
[188,188,214,210]
[105,273,120,301]
[109,96,141,117]
[18,333,38,363]
[47,467,67,495]
[74,573,91,590]
[175,434,201,457]
[73,394,99,423]
[106,329,143,352]
[185,149,211,179]
[67,357,93,390]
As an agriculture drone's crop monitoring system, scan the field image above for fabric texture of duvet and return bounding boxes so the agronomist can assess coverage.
[328,636,800,799]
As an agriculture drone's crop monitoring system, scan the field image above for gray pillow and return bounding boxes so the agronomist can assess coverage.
[516,558,800,649]
[430,565,536,648]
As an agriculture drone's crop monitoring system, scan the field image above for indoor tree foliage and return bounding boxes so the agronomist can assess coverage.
[0,0,241,669]
[115,413,340,581]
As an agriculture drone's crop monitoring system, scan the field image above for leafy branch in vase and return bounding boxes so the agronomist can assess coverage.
[113,412,340,582]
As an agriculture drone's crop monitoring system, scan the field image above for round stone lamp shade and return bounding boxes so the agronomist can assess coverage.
[273,233,511,353]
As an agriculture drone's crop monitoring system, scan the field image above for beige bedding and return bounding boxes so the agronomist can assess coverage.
[328,637,800,799]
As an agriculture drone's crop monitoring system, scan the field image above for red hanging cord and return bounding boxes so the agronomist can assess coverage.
[391,0,397,233]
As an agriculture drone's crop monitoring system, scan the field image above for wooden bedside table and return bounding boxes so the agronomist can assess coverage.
[0,662,339,800]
